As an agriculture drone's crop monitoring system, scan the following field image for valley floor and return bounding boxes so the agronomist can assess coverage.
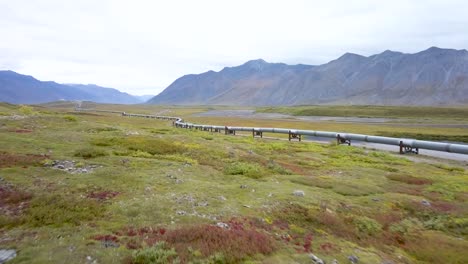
[0,103,467,263]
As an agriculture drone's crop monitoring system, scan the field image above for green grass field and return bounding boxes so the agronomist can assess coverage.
[0,102,467,263]
[257,105,468,121]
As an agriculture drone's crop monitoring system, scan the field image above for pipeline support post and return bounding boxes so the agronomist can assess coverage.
[225,126,235,135]
[337,134,351,146]
[289,131,301,141]
[252,129,263,138]
[399,141,419,154]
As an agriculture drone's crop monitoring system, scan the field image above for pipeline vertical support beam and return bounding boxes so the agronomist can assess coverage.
[252,130,263,138]
[337,134,351,146]
[224,126,235,135]
[399,141,419,154]
[289,131,301,141]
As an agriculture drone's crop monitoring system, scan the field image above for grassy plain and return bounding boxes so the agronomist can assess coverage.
[256,105,468,143]
[0,102,467,263]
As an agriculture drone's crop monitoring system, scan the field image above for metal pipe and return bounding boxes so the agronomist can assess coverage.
[76,108,468,155]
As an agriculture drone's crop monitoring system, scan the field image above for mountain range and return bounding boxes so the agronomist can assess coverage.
[0,71,151,104]
[148,47,468,106]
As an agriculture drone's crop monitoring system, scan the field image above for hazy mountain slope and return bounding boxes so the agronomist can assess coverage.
[0,71,94,104]
[149,59,314,105]
[67,84,141,104]
[134,94,155,103]
[0,71,143,104]
[148,47,468,106]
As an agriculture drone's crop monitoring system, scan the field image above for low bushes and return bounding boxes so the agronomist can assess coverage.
[116,224,276,263]
[63,115,78,122]
[124,136,185,155]
[386,174,433,185]
[25,194,102,227]
[91,136,186,156]
[224,162,265,179]
[131,242,178,264]
[0,152,48,168]
[74,147,108,159]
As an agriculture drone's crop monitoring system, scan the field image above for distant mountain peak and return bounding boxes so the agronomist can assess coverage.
[336,52,367,62]
[245,58,267,64]
[370,50,404,60]
[381,49,402,55]
[427,46,442,51]
[421,46,468,55]
[243,59,269,70]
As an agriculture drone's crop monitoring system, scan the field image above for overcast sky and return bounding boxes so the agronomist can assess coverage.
[1,0,468,95]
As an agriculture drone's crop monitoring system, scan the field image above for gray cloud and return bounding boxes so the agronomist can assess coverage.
[1,0,467,95]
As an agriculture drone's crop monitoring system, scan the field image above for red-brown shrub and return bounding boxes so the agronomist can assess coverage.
[163,225,275,262]
[112,223,276,263]
[0,184,32,217]
[0,152,48,168]
[387,174,433,185]
[87,191,119,201]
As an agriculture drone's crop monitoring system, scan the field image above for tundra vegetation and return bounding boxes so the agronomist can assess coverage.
[0,102,467,263]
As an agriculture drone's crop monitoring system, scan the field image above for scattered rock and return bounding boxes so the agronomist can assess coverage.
[176,210,187,216]
[309,253,325,264]
[46,160,100,174]
[125,131,139,136]
[196,201,209,207]
[102,240,119,248]
[240,185,248,189]
[167,174,177,179]
[268,193,273,197]
[216,222,229,229]
[219,196,227,201]
[372,198,380,202]
[0,249,16,263]
[293,190,305,197]
[332,259,339,264]
[86,255,97,264]
[243,205,251,208]
[175,179,184,184]
[348,255,359,264]
[421,200,431,207]
[0,115,25,120]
